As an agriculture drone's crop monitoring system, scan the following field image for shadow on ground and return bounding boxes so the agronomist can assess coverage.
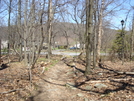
[0,64,9,70]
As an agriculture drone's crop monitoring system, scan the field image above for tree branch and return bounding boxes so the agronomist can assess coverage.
[0,89,23,94]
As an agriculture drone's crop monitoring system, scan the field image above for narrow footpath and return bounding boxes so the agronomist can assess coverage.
[27,61,88,101]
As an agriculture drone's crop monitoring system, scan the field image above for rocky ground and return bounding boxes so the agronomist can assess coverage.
[0,55,134,101]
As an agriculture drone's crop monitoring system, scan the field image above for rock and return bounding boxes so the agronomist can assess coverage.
[94,83,108,89]
[84,98,89,101]
[77,93,84,97]
[65,83,76,89]
[66,71,74,75]
[85,86,92,90]
[98,73,103,75]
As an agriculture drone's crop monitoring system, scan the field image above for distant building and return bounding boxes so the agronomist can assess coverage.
[74,43,80,48]
[1,40,8,49]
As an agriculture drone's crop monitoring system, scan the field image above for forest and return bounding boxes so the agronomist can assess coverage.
[0,0,134,101]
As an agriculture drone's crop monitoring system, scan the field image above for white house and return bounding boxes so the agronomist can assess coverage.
[74,43,80,48]
[1,40,8,49]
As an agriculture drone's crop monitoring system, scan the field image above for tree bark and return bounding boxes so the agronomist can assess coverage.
[8,0,12,63]
[31,1,46,68]
[96,0,104,63]
[17,0,22,61]
[24,0,28,64]
[31,0,36,65]
[85,0,93,75]
[130,14,134,60]
[0,39,1,64]
[47,0,53,60]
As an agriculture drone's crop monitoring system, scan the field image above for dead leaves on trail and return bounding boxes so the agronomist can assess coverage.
[0,54,134,101]
[62,57,134,100]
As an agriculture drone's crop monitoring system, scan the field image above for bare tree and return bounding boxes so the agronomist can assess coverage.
[17,0,22,61]
[96,0,104,63]
[0,38,1,64]
[31,0,46,68]
[47,0,53,60]
[85,0,93,75]
[130,13,134,60]
[8,0,12,63]
[23,0,28,64]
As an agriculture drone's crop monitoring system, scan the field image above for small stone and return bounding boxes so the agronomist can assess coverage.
[84,98,89,101]
[85,86,92,90]
[94,83,108,89]
[98,73,103,75]
[66,71,74,75]
[77,93,84,97]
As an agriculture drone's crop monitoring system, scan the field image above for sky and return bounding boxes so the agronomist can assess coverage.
[0,0,134,31]
[110,0,134,30]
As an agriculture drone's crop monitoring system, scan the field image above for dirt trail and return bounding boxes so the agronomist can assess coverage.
[28,61,85,101]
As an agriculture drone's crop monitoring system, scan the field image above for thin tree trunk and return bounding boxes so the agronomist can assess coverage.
[47,0,53,60]
[93,27,97,68]
[18,0,22,61]
[96,0,104,63]
[93,0,98,68]
[24,0,28,64]
[31,0,36,65]
[31,1,46,68]
[0,39,1,64]
[130,14,134,60]
[64,31,69,48]
[85,0,93,75]
[8,0,12,63]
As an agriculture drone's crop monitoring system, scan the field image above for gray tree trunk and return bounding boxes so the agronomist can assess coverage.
[96,0,104,63]
[0,38,1,64]
[130,14,134,60]
[31,1,46,68]
[31,0,36,65]
[85,0,93,75]
[17,0,22,61]
[24,0,28,64]
[8,0,12,63]
[47,0,53,60]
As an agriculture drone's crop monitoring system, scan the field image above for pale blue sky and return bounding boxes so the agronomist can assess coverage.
[0,0,134,31]
[110,0,134,30]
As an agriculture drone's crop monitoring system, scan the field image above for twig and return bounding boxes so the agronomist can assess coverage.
[28,64,32,87]
[0,89,23,94]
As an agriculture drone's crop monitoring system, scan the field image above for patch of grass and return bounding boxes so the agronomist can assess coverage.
[37,57,46,62]
[45,59,59,71]
[1,48,8,52]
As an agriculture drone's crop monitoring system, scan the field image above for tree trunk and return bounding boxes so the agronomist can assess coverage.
[0,39,1,64]
[93,0,98,68]
[47,0,53,60]
[8,0,12,63]
[31,1,46,68]
[130,14,134,60]
[24,0,28,64]
[85,0,93,75]
[31,0,36,65]
[17,0,22,61]
[64,31,69,48]
[96,0,104,63]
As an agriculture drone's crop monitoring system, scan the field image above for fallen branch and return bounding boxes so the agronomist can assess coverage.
[86,78,134,83]
[97,71,134,75]
[100,63,134,75]
[0,89,23,94]
[117,72,134,75]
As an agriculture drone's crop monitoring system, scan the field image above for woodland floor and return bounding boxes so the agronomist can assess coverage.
[0,55,134,101]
